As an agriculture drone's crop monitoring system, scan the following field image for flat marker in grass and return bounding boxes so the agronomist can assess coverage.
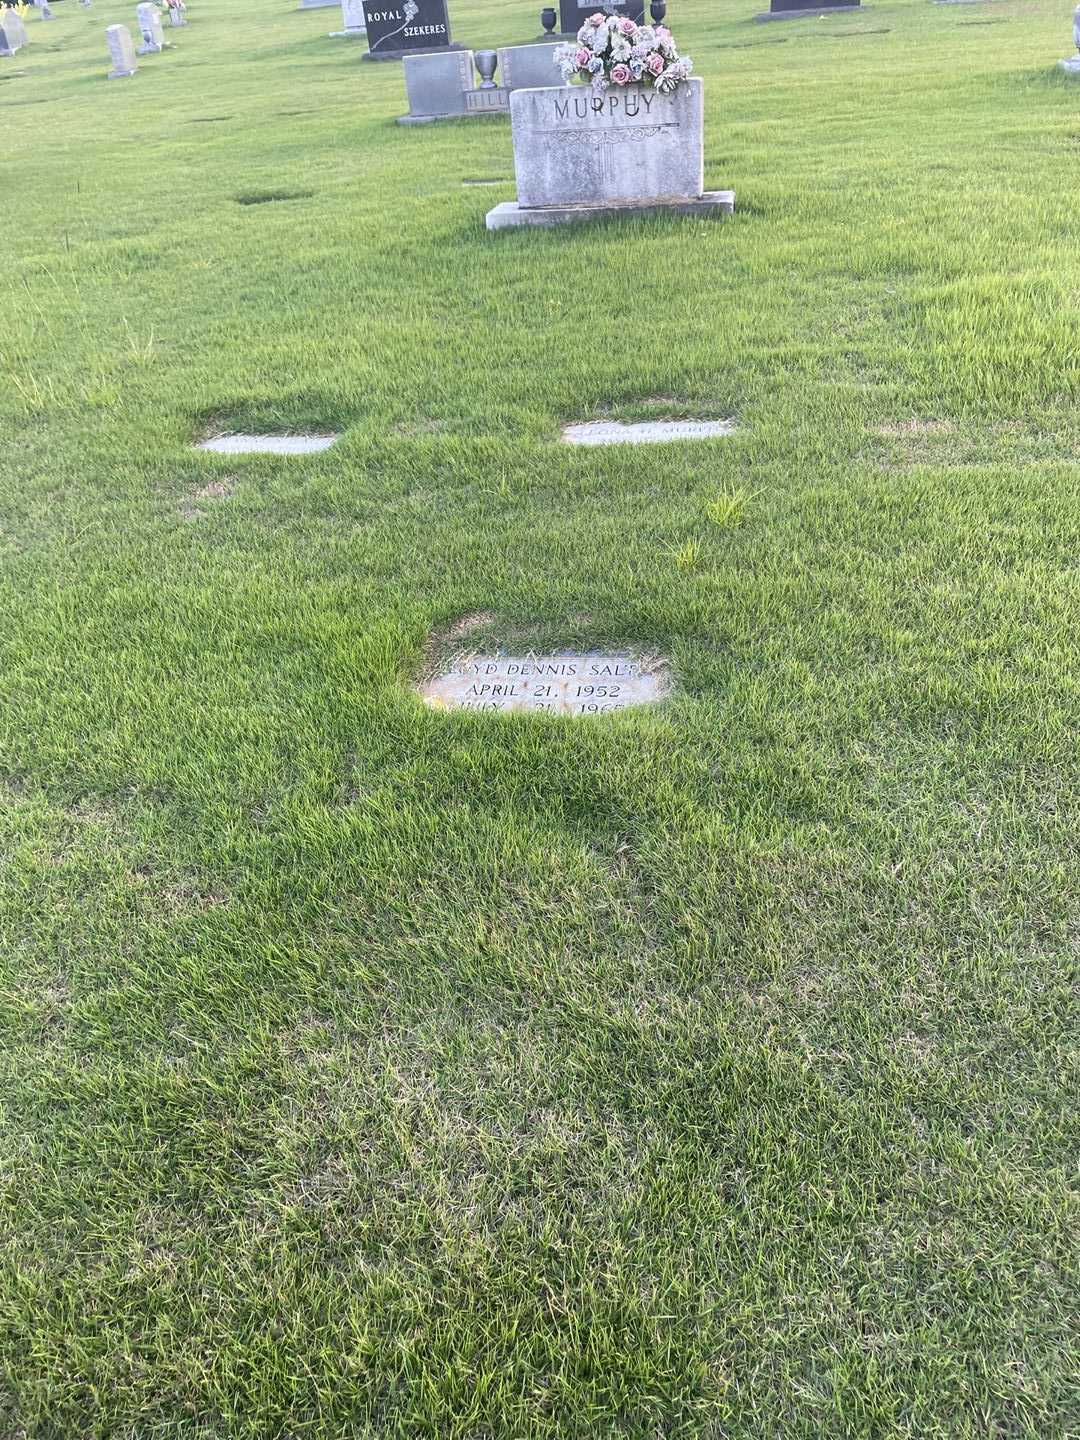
[420,653,671,715]
[562,419,736,445]
[196,434,338,454]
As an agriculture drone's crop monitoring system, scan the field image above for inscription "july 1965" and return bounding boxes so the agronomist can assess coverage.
[420,653,671,716]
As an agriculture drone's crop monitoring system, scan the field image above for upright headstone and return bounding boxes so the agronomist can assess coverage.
[398,47,473,119]
[136,3,164,52]
[39,0,55,21]
[1061,2,1080,71]
[362,0,461,60]
[106,22,137,75]
[1,9,29,51]
[496,41,565,89]
[330,0,366,32]
[558,0,642,36]
[486,79,734,229]
[758,0,859,18]
[167,3,185,24]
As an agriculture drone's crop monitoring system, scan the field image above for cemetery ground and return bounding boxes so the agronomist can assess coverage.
[1,0,1079,1433]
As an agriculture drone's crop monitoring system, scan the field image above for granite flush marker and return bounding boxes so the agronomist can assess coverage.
[420,653,672,715]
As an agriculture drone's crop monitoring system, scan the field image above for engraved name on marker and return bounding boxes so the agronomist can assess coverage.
[420,654,671,716]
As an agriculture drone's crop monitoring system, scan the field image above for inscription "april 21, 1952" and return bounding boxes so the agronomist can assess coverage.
[419,653,671,716]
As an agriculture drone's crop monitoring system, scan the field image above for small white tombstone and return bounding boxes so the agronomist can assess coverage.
[1061,2,1080,72]
[136,3,164,52]
[166,3,185,24]
[330,0,366,34]
[1,9,28,51]
[106,23,137,76]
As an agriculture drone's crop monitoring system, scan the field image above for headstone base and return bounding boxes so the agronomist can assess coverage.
[397,104,505,123]
[362,41,462,60]
[755,3,862,15]
[137,40,163,52]
[486,191,735,231]
[1060,55,1080,72]
[107,65,136,77]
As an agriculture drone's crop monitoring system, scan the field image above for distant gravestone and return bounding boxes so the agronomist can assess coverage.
[136,3,164,52]
[166,4,185,25]
[487,78,734,229]
[420,654,671,716]
[362,0,461,60]
[105,22,137,75]
[1,9,28,51]
[330,0,366,34]
[298,0,338,8]
[399,47,473,119]
[39,0,55,21]
[557,0,642,35]
[757,0,859,17]
[1061,1,1080,71]
[496,41,565,89]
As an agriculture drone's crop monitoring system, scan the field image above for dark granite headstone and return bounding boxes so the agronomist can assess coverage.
[361,0,461,58]
[763,0,860,15]
[557,0,643,37]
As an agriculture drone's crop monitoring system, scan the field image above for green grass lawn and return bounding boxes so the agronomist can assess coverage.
[2,0,1079,1433]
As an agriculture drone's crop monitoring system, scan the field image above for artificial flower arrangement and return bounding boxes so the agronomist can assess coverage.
[555,12,692,94]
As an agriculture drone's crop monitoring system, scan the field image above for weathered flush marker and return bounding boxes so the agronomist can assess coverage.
[196,434,338,455]
[562,420,736,447]
[420,653,671,716]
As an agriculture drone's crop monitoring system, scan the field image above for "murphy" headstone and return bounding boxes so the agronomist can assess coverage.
[487,78,734,228]
[362,0,461,59]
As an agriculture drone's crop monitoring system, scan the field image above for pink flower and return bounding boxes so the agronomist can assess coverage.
[618,16,636,33]
[645,50,664,74]
[655,25,671,39]
[587,11,606,24]
[575,46,591,64]
[610,62,631,83]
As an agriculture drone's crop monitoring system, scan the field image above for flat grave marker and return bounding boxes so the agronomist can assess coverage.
[196,433,338,454]
[562,419,736,446]
[420,653,671,716]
